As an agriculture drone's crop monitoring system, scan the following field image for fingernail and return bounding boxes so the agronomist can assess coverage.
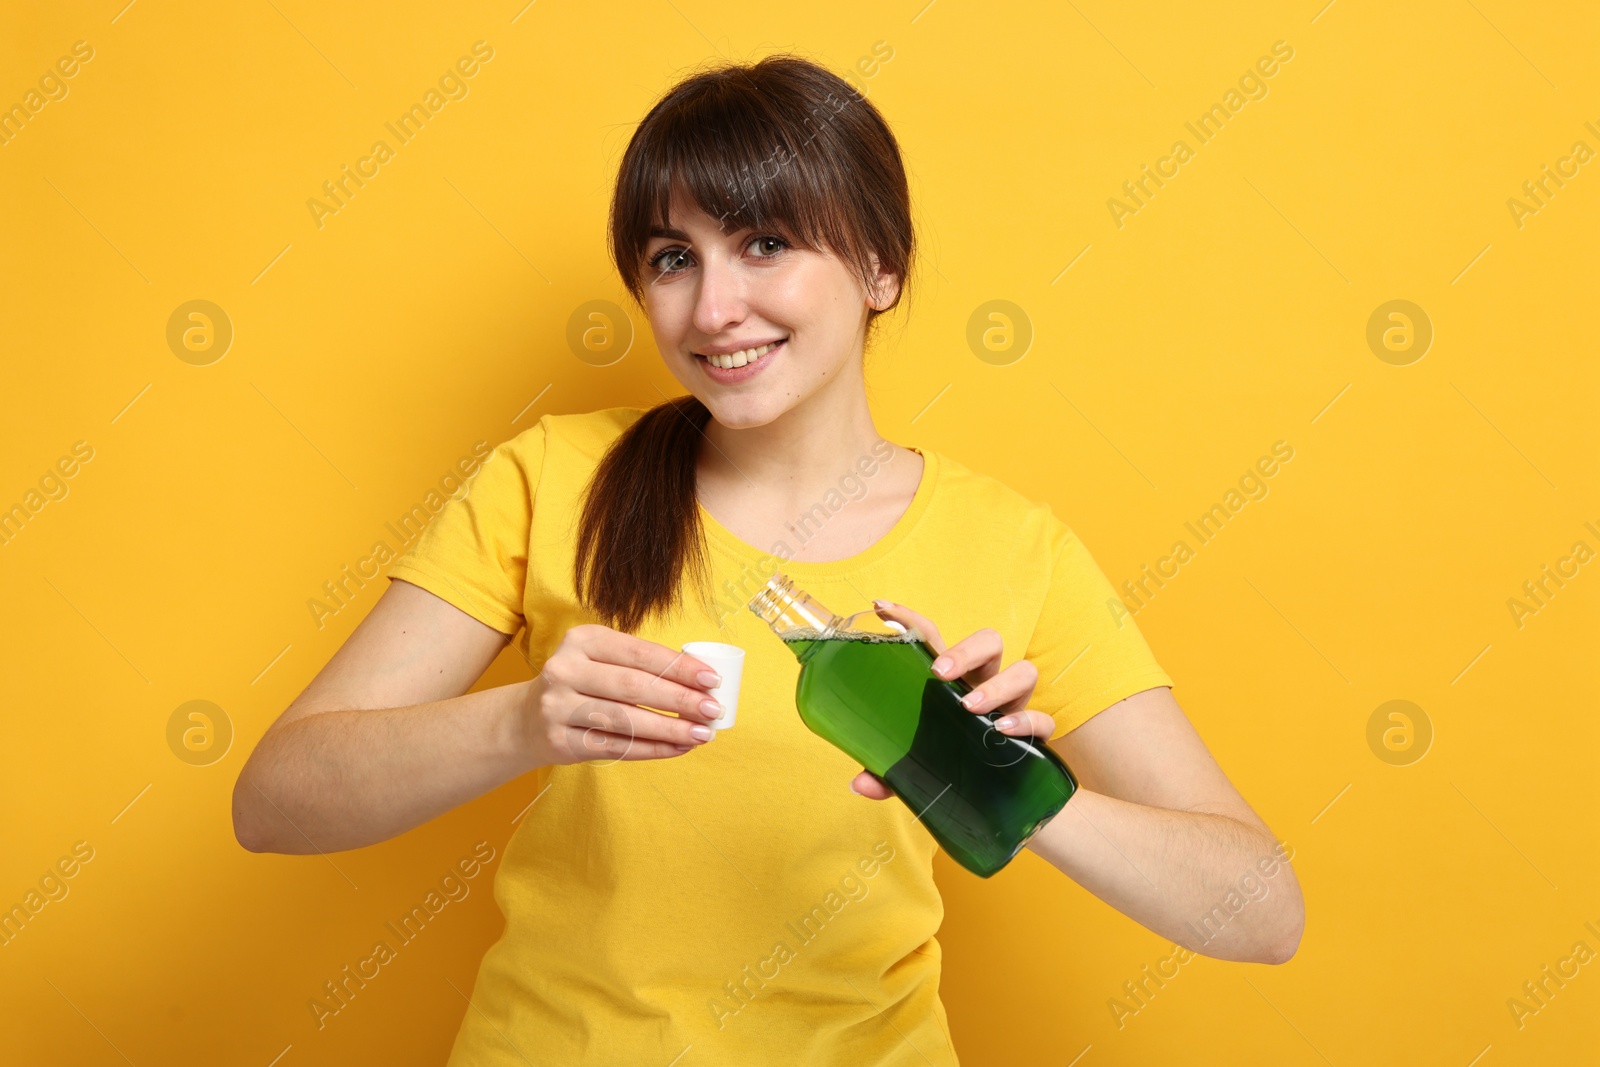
[673,744,693,752]
[995,716,1017,730]
[697,670,722,688]
[849,780,861,795]
[932,656,952,676]
[689,725,713,741]
[873,599,893,610]
[699,698,723,719]
[961,690,984,710]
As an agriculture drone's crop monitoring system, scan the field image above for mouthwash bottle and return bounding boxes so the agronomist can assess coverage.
[748,573,1078,877]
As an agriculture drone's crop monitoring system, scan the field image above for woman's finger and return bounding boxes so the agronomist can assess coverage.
[565,697,716,750]
[931,627,1006,688]
[566,726,703,762]
[577,626,725,697]
[575,659,724,723]
[872,600,946,654]
[988,709,1058,740]
[849,769,894,800]
[873,603,1006,689]
[956,657,1040,718]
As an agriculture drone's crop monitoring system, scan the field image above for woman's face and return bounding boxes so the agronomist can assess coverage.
[640,194,896,430]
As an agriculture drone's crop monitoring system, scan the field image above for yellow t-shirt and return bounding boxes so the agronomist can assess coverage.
[386,406,1173,1065]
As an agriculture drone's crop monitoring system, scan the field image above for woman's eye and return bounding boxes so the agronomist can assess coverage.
[649,248,691,273]
[750,235,787,257]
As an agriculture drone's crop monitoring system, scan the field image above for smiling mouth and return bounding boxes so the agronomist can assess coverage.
[694,339,786,369]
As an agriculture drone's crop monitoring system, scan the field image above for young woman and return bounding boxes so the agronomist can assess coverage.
[234,54,1303,1064]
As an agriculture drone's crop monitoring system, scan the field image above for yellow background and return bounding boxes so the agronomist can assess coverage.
[3,0,1596,1063]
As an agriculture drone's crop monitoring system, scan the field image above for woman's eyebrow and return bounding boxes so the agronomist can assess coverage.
[648,224,762,242]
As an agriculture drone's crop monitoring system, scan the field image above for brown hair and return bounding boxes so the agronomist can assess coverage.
[574,53,916,633]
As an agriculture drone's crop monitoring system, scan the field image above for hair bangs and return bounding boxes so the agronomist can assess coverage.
[610,59,890,304]
[654,105,858,258]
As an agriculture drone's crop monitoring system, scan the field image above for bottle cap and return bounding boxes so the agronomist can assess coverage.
[681,641,745,730]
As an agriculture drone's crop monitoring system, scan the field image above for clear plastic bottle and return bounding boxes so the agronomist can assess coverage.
[748,573,1078,877]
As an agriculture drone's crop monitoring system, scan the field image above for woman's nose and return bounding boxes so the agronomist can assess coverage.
[691,255,747,336]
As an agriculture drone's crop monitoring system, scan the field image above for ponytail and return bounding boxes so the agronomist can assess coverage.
[574,395,714,633]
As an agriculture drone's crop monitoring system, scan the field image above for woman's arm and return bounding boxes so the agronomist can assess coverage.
[231,579,535,854]
[1029,686,1304,965]
[853,603,1304,966]
[233,579,726,855]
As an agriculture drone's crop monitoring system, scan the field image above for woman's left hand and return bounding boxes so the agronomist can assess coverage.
[850,600,1058,800]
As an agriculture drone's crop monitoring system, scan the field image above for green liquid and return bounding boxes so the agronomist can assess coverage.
[785,629,1078,878]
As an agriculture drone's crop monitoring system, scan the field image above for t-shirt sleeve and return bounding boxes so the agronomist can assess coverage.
[1025,513,1174,740]
[385,422,544,636]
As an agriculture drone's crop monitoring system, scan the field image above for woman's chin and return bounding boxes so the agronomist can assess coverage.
[698,392,792,430]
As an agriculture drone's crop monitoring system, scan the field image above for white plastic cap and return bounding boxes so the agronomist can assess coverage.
[681,641,746,730]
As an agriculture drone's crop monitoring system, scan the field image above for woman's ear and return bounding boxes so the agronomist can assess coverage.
[865,252,901,311]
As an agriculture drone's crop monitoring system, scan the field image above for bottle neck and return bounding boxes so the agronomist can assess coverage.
[748,573,844,649]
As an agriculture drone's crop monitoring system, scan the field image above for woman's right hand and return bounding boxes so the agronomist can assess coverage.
[521,624,727,766]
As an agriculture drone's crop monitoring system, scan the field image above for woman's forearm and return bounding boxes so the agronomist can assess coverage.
[1026,788,1304,964]
[232,680,538,855]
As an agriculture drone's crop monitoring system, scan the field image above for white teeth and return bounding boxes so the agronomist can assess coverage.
[705,340,781,369]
